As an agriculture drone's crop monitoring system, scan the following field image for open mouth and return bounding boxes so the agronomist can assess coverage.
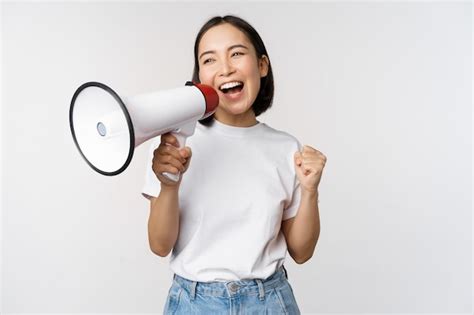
[219,82,244,94]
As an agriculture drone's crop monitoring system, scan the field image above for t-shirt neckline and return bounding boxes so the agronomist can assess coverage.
[208,119,265,137]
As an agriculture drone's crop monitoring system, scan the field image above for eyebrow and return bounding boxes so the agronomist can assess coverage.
[199,44,249,60]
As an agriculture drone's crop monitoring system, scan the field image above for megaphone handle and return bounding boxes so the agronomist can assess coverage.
[162,132,187,182]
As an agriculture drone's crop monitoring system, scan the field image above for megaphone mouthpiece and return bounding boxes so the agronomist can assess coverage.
[188,81,219,117]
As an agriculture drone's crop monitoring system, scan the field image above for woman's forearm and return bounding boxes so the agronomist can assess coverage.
[287,190,320,263]
[147,185,180,257]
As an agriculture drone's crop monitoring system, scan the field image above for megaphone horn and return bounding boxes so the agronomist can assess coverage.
[69,81,219,178]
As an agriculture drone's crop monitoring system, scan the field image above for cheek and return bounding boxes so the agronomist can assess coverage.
[198,69,212,84]
[244,63,262,90]
[247,76,261,96]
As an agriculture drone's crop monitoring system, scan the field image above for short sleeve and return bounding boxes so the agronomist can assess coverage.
[282,139,303,220]
[141,138,161,200]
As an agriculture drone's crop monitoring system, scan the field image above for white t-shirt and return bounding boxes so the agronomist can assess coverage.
[142,119,302,282]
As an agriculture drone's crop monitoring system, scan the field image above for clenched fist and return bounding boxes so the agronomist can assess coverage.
[152,133,192,187]
[294,145,327,193]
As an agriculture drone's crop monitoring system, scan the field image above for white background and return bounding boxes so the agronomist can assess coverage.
[1,1,472,314]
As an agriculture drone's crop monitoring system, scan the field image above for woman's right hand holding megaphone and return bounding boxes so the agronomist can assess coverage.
[152,133,192,187]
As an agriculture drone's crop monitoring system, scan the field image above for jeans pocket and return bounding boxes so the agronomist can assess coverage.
[285,279,295,294]
[275,284,301,315]
[163,282,182,315]
[273,288,290,315]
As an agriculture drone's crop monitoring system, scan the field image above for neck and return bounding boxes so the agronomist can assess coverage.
[214,109,258,127]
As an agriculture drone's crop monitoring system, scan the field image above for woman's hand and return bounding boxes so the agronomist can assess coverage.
[152,133,192,187]
[294,145,327,193]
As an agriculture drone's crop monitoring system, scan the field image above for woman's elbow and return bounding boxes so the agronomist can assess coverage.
[293,252,313,264]
[149,242,171,257]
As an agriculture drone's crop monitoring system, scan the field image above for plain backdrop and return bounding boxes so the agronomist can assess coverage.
[1,1,472,314]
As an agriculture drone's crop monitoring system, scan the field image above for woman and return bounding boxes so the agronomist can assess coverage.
[142,15,327,314]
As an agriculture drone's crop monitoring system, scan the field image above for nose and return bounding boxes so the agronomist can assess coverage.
[218,59,236,77]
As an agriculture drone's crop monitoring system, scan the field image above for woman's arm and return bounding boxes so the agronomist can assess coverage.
[282,190,320,264]
[282,145,326,264]
[147,133,192,257]
[148,185,180,257]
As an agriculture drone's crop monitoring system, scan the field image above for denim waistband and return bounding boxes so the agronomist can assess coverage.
[172,265,287,299]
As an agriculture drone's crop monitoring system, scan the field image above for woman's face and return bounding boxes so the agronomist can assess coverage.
[198,23,268,124]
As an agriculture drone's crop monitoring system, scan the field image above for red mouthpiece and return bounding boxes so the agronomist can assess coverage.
[186,81,219,116]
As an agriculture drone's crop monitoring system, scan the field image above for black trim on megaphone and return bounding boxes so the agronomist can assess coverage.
[69,81,135,176]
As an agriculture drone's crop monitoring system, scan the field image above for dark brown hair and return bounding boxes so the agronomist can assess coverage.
[192,15,275,126]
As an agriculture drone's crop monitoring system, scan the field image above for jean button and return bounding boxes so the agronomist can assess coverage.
[228,283,239,292]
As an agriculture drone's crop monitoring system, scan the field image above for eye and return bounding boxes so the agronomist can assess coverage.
[232,52,244,57]
[203,58,214,65]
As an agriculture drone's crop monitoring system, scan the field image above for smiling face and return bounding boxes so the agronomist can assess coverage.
[197,23,269,126]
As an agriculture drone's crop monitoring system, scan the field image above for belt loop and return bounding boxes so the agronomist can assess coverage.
[282,265,288,280]
[255,279,265,301]
[190,281,197,300]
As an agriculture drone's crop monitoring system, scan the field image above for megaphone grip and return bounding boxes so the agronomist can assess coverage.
[161,132,187,182]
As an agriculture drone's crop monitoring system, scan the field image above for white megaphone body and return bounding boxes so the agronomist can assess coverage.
[69,81,219,180]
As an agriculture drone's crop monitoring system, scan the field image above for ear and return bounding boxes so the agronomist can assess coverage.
[259,55,269,78]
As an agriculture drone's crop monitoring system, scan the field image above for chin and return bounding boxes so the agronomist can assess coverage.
[229,108,253,117]
[221,103,252,115]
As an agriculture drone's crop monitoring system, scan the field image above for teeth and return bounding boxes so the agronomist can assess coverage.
[219,81,243,90]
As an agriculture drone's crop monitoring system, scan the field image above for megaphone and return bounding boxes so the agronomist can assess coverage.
[69,81,219,180]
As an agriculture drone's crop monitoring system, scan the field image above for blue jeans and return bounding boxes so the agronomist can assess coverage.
[163,265,301,314]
